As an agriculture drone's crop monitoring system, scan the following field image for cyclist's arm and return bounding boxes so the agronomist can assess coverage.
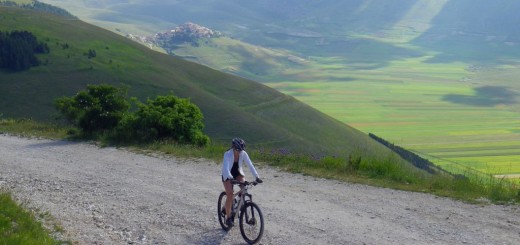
[221,150,234,180]
[242,151,260,179]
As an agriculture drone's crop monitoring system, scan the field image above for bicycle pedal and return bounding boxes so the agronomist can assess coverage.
[226,218,234,227]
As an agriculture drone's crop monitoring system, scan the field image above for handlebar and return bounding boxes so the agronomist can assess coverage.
[230,180,260,186]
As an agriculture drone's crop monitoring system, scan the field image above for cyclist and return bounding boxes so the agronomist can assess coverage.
[221,137,263,227]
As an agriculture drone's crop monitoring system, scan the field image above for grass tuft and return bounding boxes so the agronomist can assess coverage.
[0,118,69,139]
[0,192,62,245]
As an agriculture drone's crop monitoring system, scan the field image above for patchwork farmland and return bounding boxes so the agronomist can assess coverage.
[268,56,520,179]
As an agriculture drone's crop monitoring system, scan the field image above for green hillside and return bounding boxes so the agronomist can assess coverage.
[0,6,398,158]
[161,36,309,82]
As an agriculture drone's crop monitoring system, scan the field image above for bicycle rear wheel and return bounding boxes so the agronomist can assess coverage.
[239,202,264,244]
[217,191,231,231]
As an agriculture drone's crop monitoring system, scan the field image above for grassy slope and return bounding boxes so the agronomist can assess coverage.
[170,37,309,82]
[0,6,399,159]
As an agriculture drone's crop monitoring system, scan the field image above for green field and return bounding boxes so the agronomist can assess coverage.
[267,51,520,178]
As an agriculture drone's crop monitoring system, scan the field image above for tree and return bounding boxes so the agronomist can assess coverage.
[55,84,129,134]
[0,30,49,71]
[87,49,96,59]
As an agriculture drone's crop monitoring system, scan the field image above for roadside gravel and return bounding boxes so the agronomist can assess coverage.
[0,135,519,244]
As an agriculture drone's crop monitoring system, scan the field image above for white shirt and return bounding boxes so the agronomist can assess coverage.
[221,149,260,180]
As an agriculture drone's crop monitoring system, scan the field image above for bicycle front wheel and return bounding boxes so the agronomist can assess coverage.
[239,202,264,244]
[217,191,231,231]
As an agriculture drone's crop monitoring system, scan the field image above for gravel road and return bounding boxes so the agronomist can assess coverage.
[0,135,519,244]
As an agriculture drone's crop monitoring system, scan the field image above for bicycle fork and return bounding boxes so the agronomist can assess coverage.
[231,195,241,220]
[243,194,256,225]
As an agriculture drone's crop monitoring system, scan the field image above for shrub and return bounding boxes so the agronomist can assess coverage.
[55,84,129,135]
[118,94,210,146]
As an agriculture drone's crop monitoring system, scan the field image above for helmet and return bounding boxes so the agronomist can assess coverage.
[232,138,246,151]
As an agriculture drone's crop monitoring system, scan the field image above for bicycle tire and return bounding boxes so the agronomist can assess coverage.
[239,202,264,244]
[217,191,232,231]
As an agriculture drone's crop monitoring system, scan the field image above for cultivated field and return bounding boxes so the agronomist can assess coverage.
[267,50,520,178]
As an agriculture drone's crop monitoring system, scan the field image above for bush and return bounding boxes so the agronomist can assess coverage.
[55,84,129,135]
[117,94,210,146]
[56,85,210,146]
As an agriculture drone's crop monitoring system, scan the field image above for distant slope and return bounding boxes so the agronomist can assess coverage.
[36,0,520,86]
[0,6,397,158]
[1,0,76,18]
[128,22,309,82]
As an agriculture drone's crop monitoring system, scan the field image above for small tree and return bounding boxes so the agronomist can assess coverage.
[55,84,129,134]
[126,94,210,146]
[87,49,96,59]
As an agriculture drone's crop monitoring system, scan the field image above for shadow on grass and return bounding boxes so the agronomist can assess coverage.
[443,86,518,106]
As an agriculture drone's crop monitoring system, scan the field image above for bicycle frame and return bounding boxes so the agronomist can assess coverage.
[231,181,254,217]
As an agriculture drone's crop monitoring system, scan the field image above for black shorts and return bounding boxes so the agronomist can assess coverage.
[222,162,243,181]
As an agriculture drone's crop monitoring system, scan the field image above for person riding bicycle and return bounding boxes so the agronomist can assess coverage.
[221,137,263,227]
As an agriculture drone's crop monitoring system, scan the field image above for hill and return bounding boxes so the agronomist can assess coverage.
[0,6,399,158]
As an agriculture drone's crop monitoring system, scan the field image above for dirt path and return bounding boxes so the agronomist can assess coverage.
[0,135,519,244]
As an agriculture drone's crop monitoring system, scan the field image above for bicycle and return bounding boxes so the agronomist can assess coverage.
[217,180,264,244]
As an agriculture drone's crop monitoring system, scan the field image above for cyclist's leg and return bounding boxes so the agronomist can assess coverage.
[236,175,245,200]
[236,175,245,182]
[223,179,234,220]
